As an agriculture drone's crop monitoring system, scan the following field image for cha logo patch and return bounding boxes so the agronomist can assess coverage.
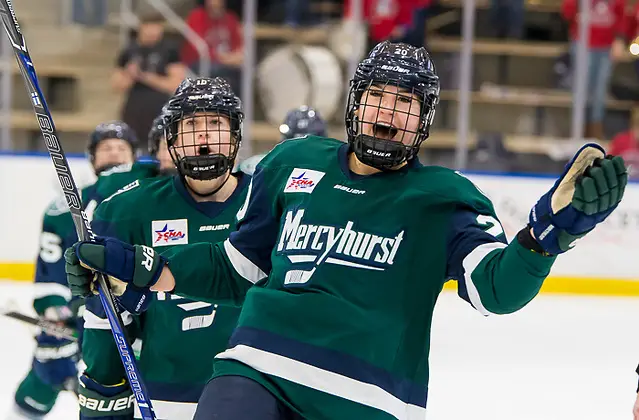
[283,168,325,194]
[152,219,188,247]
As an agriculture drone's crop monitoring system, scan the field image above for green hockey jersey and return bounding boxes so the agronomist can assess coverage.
[83,173,250,419]
[162,136,557,420]
[34,160,159,315]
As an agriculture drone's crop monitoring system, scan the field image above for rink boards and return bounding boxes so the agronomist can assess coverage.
[1,153,638,296]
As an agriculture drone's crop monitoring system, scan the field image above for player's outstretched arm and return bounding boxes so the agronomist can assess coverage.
[66,162,279,312]
[449,144,627,315]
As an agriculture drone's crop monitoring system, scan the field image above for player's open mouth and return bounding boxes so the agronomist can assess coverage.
[373,122,398,140]
[198,145,211,156]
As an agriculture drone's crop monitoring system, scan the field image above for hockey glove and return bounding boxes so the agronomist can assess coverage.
[78,374,134,420]
[529,143,627,255]
[65,236,166,314]
[32,306,80,391]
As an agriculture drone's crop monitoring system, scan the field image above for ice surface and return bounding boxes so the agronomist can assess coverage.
[0,281,637,419]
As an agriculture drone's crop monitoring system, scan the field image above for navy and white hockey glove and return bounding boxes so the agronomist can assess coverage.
[529,143,627,255]
[65,237,166,315]
[32,306,79,391]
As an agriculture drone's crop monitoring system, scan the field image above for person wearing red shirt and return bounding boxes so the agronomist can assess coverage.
[561,0,626,140]
[609,113,639,177]
[612,1,639,76]
[344,0,417,50]
[403,0,436,47]
[181,0,244,95]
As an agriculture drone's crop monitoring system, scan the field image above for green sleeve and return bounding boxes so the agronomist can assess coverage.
[469,238,556,315]
[446,173,555,315]
[164,241,252,307]
[166,152,284,305]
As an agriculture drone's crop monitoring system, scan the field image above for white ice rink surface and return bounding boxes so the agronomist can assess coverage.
[0,281,638,420]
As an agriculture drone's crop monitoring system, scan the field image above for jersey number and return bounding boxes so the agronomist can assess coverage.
[39,232,62,263]
[157,292,217,331]
[476,214,504,238]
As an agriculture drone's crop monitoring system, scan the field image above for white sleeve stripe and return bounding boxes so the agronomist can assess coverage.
[33,283,72,301]
[462,242,507,317]
[223,239,267,284]
[83,308,133,330]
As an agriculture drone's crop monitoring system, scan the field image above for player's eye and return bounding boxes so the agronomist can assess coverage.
[208,118,221,126]
[397,96,412,104]
[369,91,382,98]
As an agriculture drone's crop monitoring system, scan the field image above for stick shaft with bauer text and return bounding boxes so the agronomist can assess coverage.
[0,3,156,418]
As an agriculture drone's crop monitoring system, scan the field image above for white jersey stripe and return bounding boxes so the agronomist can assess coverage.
[216,345,427,420]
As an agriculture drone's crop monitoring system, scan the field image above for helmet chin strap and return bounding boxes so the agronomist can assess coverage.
[182,171,232,198]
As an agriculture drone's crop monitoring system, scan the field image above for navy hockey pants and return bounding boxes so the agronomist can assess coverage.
[194,375,303,420]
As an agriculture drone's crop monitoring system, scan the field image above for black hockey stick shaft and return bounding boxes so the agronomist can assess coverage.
[0,3,156,418]
[2,310,78,341]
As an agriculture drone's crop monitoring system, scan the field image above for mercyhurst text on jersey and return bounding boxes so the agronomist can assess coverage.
[161,136,556,420]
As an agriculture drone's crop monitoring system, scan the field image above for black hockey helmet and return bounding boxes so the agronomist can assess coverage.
[164,77,243,180]
[88,121,138,172]
[345,41,440,170]
[279,106,328,141]
[148,108,168,157]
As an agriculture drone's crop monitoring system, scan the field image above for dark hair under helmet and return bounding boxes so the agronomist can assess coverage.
[345,41,440,170]
[163,77,243,181]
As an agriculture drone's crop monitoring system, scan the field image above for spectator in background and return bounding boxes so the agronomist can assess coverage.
[72,0,107,26]
[112,15,186,148]
[285,0,310,27]
[613,1,639,75]
[402,0,436,47]
[344,0,416,51]
[490,0,525,39]
[561,0,626,140]
[609,112,639,176]
[182,0,244,95]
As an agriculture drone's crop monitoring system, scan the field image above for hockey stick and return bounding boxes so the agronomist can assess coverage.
[2,309,79,341]
[0,3,156,419]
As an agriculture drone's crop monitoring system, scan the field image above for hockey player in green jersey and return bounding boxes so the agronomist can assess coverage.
[78,77,249,420]
[66,42,629,420]
[237,105,327,176]
[8,121,139,420]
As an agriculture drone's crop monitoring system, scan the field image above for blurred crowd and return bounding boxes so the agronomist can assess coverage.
[64,0,639,174]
